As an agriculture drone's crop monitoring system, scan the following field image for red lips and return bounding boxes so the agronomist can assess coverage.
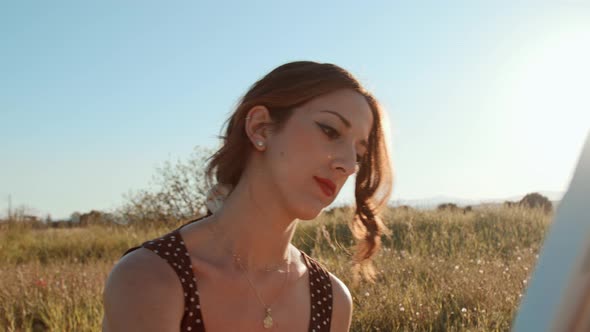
[314,176,336,197]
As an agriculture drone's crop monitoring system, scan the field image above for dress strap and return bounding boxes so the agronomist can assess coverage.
[141,231,206,331]
[300,251,333,332]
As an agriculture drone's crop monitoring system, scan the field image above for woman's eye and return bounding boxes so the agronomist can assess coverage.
[318,124,339,139]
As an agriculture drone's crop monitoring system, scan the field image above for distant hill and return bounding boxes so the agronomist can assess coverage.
[392,191,565,210]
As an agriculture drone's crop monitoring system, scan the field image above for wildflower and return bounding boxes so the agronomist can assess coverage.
[517,256,522,261]
[461,308,467,313]
[523,279,527,285]
[34,278,47,288]
[454,265,459,270]
[399,307,405,312]
[415,312,420,316]
[479,269,484,274]
[364,292,370,297]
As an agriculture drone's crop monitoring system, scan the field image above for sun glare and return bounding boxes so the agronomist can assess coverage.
[494,26,590,191]
[507,29,590,143]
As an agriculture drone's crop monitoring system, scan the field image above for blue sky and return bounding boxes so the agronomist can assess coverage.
[1,1,589,219]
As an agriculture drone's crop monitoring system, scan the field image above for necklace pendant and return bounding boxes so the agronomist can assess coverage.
[263,308,273,329]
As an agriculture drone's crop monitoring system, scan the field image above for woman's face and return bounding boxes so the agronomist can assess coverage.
[264,89,374,220]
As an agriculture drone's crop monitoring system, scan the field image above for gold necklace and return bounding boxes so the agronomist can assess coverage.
[232,253,290,329]
[206,223,291,329]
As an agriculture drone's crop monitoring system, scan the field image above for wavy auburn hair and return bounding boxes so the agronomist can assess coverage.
[205,61,393,277]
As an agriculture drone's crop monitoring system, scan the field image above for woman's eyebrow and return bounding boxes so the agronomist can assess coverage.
[319,110,368,148]
[320,110,351,128]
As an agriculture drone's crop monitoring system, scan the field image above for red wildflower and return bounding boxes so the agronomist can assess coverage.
[34,278,47,288]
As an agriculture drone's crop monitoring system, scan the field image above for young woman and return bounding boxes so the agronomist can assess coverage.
[102,61,392,332]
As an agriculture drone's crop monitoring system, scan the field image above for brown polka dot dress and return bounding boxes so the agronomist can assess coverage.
[122,217,334,332]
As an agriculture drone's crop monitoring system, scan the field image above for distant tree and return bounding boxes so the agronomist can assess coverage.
[120,146,213,225]
[70,212,81,223]
[437,203,460,212]
[79,210,107,226]
[504,201,517,208]
[519,192,552,213]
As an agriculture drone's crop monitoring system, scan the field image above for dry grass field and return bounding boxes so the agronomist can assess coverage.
[0,206,550,331]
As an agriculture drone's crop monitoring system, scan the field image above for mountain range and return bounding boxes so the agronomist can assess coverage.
[391,191,565,209]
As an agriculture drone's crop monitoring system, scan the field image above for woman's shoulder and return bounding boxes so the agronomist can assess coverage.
[102,246,185,331]
[327,272,353,331]
[111,243,181,284]
[297,250,352,331]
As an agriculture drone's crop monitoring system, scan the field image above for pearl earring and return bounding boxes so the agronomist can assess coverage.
[256,141,264,148]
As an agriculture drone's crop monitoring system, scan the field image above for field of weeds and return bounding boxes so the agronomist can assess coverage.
[0,206,550,331]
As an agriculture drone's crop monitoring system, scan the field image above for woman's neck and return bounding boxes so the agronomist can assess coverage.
[208,175,299,272]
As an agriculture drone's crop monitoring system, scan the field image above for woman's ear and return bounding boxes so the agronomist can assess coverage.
[244,105,272,151]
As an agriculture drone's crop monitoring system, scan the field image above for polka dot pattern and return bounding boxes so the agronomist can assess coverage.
[122,214,334,332]
[301,251,333,332]
[141,230,205,331]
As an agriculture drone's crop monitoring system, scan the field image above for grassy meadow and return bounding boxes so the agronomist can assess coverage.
[0,206,550,331]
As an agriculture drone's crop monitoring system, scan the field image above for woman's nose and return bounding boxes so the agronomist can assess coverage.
[330,149,358,176]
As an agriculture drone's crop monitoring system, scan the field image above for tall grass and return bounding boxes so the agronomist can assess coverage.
[0,206,550,331]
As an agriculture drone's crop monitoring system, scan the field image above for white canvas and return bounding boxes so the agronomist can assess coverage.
[512,132,590,332]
